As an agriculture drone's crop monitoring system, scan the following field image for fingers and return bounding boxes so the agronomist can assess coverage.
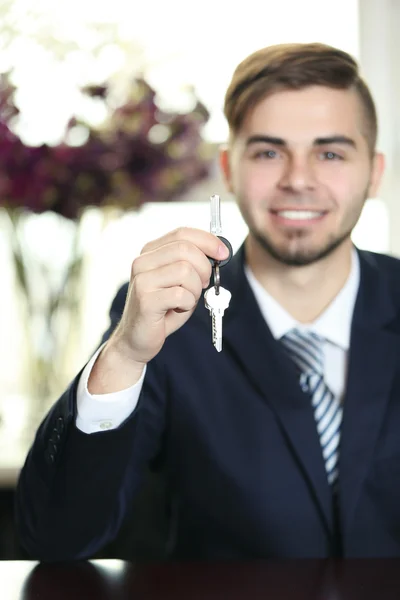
[133,260,204,309]
[146,287,198,316]
[132,239,212,289]
[141,227,229,261]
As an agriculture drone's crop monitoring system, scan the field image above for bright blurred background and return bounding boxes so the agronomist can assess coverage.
[0,0,398,557]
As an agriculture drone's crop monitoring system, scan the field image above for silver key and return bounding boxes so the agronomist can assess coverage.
[204,286,231,352]
[210,194,223,294]
[210,194,222,236]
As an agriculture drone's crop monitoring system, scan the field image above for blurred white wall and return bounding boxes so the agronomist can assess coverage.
[1,0,398,426]
[358,0,400,257]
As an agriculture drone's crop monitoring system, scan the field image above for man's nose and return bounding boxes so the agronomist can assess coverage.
[278,156,317,193]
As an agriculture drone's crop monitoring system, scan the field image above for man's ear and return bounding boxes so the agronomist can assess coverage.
[219,145,234,194]
[368,151,385,198]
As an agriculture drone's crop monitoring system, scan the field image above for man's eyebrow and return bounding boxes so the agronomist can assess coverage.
[246,135,286,147]
[314,135,356,148]
[245,134,357,148]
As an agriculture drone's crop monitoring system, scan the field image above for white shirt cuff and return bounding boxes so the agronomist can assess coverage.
[76,343,146,434]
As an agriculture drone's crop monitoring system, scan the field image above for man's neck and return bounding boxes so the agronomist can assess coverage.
[245,237,354,324]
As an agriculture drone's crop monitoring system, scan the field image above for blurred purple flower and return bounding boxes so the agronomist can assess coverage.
[0,74,212,220]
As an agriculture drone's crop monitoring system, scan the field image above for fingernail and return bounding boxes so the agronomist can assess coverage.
[219,243,229,258]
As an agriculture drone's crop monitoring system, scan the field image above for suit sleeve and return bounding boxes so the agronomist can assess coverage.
[15,283,168,561]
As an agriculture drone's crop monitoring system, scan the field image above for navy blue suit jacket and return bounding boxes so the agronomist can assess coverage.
[15,245,400,560]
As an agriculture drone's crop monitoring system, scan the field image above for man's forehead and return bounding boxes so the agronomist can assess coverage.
[248,86,360,119]
[240,86,365,143]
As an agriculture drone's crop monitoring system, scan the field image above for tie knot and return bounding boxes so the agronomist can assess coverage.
[281,328,324,376]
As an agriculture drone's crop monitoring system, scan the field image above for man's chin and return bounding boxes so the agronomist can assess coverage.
[253,232,350,267]
[273,252,326,267]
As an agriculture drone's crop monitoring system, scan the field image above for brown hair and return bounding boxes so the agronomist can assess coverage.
[224,43,377,153]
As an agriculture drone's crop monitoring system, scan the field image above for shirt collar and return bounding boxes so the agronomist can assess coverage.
[244,248,360,350]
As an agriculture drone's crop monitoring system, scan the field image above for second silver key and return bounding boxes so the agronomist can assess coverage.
[204,286,231,352]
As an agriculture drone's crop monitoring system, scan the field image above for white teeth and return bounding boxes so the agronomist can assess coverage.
[276,210,323,220]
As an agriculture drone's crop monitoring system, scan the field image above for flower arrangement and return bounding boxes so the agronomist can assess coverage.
[0,74,211,216]
[0,72,212,424]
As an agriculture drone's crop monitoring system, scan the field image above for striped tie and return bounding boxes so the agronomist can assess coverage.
[281,329,342,486]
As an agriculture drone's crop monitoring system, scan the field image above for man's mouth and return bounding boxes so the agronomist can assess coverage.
[270,209,327,222]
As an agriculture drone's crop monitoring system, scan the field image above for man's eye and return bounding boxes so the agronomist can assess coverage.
[254,149,278,159]
[321,151,342,160]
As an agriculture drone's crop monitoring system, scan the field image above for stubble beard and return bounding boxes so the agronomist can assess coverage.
[243,189,369,268]
[251,226,353,267]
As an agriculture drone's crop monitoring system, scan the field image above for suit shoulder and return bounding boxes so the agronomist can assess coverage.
[360,250,400,305]
[361,250,400,274]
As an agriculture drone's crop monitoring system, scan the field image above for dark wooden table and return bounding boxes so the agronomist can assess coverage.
[4,558,400,599]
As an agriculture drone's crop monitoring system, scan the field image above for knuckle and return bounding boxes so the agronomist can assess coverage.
[174,286,188,305]
[173,226,190,239]
[177,260,194,280]
[140,241,151,255]
[204,260,212,278]
[132,271,146,297]
[176,240,192,259]
[131,256,142,279]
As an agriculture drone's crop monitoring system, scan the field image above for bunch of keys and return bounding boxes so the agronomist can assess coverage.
[204,194,233,352]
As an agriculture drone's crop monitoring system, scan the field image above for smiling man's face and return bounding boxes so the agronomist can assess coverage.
[221,85,384,266]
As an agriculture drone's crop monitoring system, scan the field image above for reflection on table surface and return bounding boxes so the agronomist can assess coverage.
[4,557,400,599]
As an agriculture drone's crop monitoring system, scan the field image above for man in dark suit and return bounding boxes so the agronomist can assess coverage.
[17,41,400,561]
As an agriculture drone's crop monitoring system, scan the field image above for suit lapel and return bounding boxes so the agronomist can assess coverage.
[338,250,400,538]
[203,246,335,536]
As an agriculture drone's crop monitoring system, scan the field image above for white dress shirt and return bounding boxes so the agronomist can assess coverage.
[76,249,360,434]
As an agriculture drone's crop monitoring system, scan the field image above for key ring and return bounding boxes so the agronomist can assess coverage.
[213,263,220,295]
